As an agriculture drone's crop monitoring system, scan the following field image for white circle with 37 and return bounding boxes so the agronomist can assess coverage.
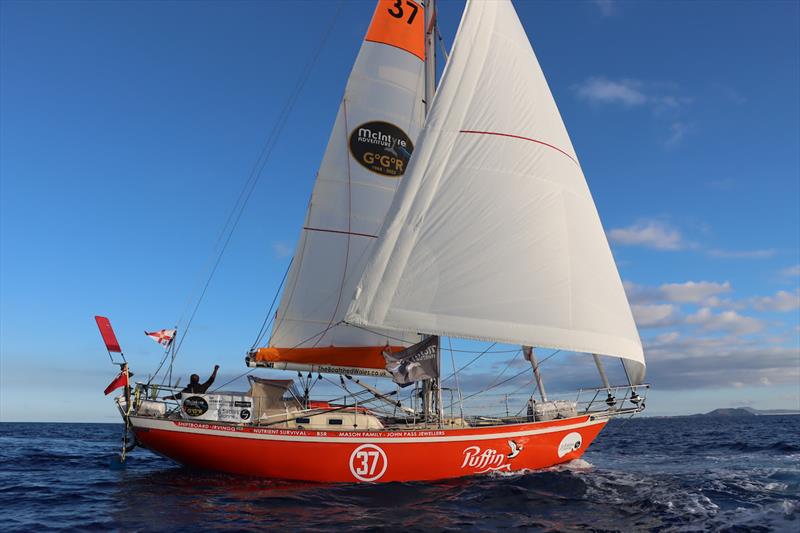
[557,432,583,458]
[348,443,388,482]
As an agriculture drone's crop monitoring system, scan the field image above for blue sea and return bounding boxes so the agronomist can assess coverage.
[0,416,797,531]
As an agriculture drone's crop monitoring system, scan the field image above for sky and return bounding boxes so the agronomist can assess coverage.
[1,0,798,422]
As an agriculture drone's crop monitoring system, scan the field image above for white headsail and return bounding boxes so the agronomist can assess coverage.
[262,1,427,367]
[346,0,646,383]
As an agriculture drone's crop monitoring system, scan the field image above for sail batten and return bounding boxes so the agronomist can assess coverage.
[346,0,645,383]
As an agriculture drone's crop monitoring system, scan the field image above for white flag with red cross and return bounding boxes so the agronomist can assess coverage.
[145,329,176,347]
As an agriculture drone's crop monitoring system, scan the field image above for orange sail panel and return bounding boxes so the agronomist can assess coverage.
[365,0,425,61]
[254,346,406,370]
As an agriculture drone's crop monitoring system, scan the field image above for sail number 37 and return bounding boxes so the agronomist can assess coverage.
[388,0,419,24]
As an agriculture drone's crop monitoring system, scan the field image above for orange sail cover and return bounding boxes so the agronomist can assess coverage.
[254,346,407,370]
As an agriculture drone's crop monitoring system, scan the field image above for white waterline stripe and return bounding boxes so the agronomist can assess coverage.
[131,417,606,444]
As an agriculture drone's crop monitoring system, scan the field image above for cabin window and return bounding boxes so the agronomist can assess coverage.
[328,418,343,425]
[296,417,310,424]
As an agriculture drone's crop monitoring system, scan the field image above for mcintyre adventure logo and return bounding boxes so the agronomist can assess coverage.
[349,121,414,177]
[182,396,209,417]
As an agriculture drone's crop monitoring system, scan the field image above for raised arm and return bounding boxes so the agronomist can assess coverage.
[203,365,219,389]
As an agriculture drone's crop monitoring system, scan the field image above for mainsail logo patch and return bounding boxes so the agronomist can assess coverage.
[349,121,414,177]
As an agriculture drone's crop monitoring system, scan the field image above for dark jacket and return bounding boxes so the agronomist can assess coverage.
[166,367,218,400]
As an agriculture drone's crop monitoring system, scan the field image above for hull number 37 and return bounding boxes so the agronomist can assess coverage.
[348,444,388,482]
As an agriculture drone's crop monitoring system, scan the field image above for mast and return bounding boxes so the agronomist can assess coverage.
[423,0,442,424]
[524,346,547,402]
[424,0,437,113]
[593,354,617,407]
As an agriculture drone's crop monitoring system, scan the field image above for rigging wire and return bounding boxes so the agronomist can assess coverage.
[148,343,174,387]
[481,348,522,390]
[251,258,294,350]
[446,336,464,420]
[168,0,346,363]
[444,350,561,411]
[209,320,346,393]
[440,342,496,383]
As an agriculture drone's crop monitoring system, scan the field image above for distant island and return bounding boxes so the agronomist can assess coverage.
[694,407,800,417]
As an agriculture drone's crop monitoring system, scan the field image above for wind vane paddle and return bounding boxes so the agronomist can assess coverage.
[94,315,125,364]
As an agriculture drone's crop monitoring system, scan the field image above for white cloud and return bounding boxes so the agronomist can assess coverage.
[631,304,680,328]
[730,399,755,406]
[752,289,800,313]
[686,307,764,335]
[712,83,747,105]
[625,280,732,306]
[708,248,776,259]
[665,121,693,147]
[272,241,293,258]
[574,77,692,148]
[660,281,732,304]
[573,77,692,114]
[781,264,800,277]
[653,331,680,344]
[608,221,683,250]
[638,334,799,390]
[574,77,646,106]
[592,0,617,17]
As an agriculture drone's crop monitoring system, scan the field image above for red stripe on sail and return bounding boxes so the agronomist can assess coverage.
[459,130,578,165]
[304,227,378,239]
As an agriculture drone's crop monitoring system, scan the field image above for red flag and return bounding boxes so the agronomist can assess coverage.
[145,329,176,347]
[104,371,128,395]
[95,316,122,353]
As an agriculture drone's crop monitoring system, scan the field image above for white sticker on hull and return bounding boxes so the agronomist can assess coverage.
[349,444,388,482]
[557,432,582,458]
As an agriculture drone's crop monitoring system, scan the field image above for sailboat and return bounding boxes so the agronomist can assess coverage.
[101,0,648,483]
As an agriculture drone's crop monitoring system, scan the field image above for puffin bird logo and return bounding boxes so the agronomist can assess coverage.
[507,440,523,459]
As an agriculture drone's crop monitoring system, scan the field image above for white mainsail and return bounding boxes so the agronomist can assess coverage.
[346,0,646,383]
[266,1,426,357]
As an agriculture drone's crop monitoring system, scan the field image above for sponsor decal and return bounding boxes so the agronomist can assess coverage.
[349,121,414,177]
[383,336,439,386]
[557,432,582,458]
[240,409,251,421]
[461,445,511,474]
[234,401,252,407]
[182,396,209,417]
[507,440,523,459]
[349,444,388,482]
[317,365,389,378]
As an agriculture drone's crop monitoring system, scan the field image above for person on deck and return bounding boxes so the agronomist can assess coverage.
[165,365,219,400]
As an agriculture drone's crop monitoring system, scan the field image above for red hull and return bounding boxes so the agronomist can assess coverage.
[131,415,607,483]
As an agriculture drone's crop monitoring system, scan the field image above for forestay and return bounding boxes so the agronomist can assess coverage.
[346,0,645,383]
[263,0,427,364]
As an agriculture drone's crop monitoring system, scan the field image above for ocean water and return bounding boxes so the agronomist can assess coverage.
[0,416,797,532]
